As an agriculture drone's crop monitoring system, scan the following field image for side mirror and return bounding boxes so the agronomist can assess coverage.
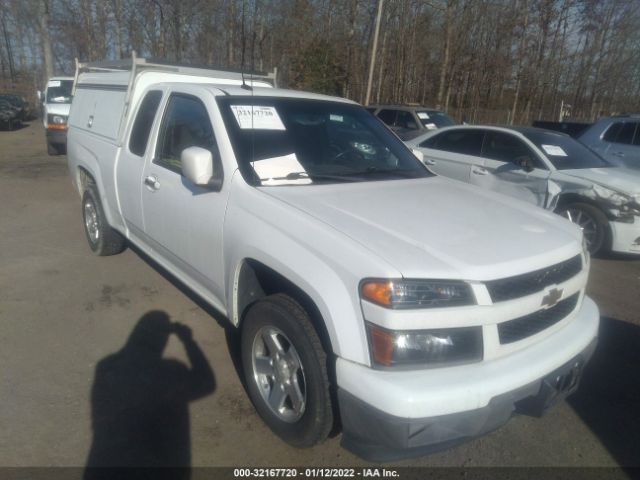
[37,90,42,101]
[517,156,534,173]
[181,146,216,187]
[411,148,424,162]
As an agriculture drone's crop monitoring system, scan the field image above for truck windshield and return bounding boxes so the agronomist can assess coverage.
[217,96,431,186]
[46,80,74,104]
[522,130,612,170]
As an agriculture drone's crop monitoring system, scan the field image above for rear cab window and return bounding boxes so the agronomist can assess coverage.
[129,90,163,156]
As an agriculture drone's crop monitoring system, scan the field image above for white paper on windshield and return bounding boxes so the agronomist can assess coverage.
[425,123,437,130]
[230,105,285,130]
[417,112,430,119]
[47,80,61,87]
[330,114,344,122]
[541,144,568,157]
[251,153,311,185]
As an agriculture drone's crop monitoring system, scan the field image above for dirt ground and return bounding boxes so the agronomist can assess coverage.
[1,122,639,470]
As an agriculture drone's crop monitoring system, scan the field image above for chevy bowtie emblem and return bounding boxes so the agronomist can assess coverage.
[541,288,563,308]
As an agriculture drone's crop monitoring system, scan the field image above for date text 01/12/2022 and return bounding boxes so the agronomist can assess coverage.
[233,468,399,478]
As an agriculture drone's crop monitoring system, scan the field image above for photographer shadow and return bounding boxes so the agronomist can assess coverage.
[84,310,215,479]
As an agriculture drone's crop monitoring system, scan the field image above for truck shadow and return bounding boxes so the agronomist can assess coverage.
[568,316,640,467]
[84,310,216,479]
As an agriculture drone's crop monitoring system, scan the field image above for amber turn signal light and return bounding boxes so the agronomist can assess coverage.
[367,324,395,366]
[361,280,392,306]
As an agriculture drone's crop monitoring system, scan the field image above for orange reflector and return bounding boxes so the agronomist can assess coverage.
[361,281,392,306]
[368,325,395,366]
[47,123,67,130]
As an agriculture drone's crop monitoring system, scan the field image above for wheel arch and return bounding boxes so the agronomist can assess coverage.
[554,193,613,220]
[234,258,335,359]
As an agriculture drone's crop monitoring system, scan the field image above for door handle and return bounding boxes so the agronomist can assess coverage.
[612,151,625,157]
[472,167,488,175]
[144,175,161,191]
[424,158,436,166]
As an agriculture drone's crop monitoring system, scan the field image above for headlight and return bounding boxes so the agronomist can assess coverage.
[360,279,475,309]
[47,114,67,128]
[366,323,483,367]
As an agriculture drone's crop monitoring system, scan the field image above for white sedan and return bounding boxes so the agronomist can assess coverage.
[406,125,640,255]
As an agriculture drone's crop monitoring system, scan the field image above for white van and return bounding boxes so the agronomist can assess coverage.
[39,76,74,155]
[66,55,598,461]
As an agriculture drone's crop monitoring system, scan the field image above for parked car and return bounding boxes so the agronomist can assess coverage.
[38,76,74,155]
[0,97,20,130]
[367,104,457,140]
[67,57,598,461]
[533,115,640,169]
[406,125,640,255]
[0,93,30,122]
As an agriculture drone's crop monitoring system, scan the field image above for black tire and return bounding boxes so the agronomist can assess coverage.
[47,141,58,155]
[241,294,333,448]
[557,202,609,255]
[82,185,127,256]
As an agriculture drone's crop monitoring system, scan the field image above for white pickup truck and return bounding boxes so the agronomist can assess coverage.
[67,57,599,461]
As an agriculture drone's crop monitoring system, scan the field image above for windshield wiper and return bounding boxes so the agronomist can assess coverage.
[260,171,360,183]
[354,167,423,178]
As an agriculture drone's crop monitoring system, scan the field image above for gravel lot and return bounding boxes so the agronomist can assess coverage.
[1,122,639,470]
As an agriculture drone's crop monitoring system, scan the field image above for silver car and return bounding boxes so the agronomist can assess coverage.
[407,125,640,255]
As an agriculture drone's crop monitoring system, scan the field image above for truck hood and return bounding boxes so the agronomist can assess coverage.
[261,177,582,280]
[559,167,640,196]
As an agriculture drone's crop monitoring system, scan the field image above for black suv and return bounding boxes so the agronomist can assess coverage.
[367,105,457,140]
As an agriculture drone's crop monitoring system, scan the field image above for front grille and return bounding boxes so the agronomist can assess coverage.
[486,255,582,303]
[498,293,580,344]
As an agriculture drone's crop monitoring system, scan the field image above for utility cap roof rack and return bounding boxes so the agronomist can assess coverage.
[75,52,277,87]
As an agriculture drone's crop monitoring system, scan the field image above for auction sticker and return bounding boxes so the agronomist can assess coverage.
[541,144,568,156]
[231,105,286,130]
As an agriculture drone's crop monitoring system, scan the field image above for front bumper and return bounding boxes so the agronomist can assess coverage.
[337,296,599,461]
[609,219,640,254]
[46,127,67,147]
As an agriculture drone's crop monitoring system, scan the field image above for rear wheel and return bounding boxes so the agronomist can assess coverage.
[241,294,333,447]
[558,202,608,255]
[82,186,126,256]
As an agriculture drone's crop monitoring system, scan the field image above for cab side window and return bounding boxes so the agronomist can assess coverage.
[425,129,484,156]
[129,90,163,156]
[603,122,638,145]
[156,94,219,174]
[377,109,397,126]
[483,131,544,168]
[396,111,418,130]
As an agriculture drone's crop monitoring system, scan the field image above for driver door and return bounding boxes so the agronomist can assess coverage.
[141,91,228,303]
[474,130,550,207]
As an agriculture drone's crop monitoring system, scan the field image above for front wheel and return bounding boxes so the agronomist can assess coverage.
[241,294,333,447]
[558,202,608,255]
[82,186,126,256]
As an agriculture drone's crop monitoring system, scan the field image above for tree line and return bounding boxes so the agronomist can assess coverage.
[1,0,639,124]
